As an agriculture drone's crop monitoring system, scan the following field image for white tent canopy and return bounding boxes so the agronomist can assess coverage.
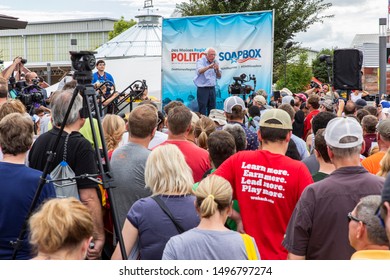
[94,14,162,101]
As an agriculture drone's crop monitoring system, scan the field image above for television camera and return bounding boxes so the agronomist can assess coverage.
[70,51,96,84]
[10,78,46,114]
[228,73,256,104]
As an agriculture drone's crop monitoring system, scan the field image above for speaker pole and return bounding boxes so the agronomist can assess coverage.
[283,41,293,88]
[379,18,387,102]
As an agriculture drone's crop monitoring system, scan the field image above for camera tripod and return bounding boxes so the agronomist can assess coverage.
[11,51,127,260]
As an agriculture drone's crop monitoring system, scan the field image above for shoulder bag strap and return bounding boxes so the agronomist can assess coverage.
[63,133,71,162]
[151,196,185,234]
[241,233,258,260]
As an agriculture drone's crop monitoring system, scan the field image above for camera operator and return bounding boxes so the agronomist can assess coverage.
[0,56,26,81]
[18,72,50,116]
[25,72,48,102]
[306,80,340,101]
[305,80,321,95]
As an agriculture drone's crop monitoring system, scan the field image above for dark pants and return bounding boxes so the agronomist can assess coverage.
[197,86,216,116]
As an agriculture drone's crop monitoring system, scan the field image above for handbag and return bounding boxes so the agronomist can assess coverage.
[241,233,258,260]
[151,196,185,233]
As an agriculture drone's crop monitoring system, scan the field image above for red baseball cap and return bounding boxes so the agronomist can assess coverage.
[294,93,307,102]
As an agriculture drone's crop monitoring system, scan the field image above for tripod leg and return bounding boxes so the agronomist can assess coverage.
[83,86,128,260]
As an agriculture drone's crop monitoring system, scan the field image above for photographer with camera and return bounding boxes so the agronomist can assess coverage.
[193,47,221,116]
[25,72,49,103]
[0,56,26,82]
[15,72,50,118]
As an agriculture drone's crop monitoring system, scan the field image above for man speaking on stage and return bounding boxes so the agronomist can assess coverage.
[193,47,221,116]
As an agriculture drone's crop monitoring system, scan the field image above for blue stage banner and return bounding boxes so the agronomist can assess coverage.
[161,11,274,112]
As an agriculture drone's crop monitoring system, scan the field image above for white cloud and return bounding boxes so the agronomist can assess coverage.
[0,0,387,52]
[331,0,368,7]
[296,0,388,51]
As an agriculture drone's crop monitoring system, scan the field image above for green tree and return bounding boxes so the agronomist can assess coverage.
[311,48,333,84]
[276,52,312,93]
[108,16,137,40]
[175,0,332,81]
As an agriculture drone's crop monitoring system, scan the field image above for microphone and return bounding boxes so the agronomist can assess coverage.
[213,60,220,73]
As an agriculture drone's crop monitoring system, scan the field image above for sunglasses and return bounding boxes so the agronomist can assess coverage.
[375,205,386,228]
[347,212,364,224]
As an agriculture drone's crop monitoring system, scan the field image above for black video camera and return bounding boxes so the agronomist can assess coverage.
[70,51,96,72]
[69,51,97,85]
[310,81,320,89]
[14,57,27,64]
[31,78,40,86]
[17,83,45,114]
[228,73,256,96]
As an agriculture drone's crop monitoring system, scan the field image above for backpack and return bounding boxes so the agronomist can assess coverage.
[50,133,79,199]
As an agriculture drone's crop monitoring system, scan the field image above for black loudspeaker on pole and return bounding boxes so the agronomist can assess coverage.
[333,49,363,91]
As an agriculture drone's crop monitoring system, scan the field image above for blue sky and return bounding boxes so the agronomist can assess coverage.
[0,0,388,51]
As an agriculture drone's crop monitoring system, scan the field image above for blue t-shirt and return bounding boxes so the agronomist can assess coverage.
[92,71,115,97]
[0,162,56,260]
[92,72,115,86]
[127,194,200,260]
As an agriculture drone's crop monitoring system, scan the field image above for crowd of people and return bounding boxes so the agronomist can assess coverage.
[2,54,390,261]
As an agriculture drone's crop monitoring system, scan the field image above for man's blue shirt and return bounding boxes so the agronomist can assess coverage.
[92,71,115,85]
[193,56,221,87]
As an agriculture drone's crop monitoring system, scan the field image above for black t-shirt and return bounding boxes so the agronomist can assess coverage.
[293,110,305,139]
[28,127,99,189]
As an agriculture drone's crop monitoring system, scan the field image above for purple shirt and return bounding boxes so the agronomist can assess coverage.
[363,133,377,157]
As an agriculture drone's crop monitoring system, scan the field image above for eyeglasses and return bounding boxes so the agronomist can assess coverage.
[375,206,386,228]
[347,212,364,224]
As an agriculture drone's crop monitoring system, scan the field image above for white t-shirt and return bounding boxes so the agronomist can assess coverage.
[350,92,362,103]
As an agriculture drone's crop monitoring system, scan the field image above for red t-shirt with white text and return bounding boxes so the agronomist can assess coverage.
[214,150,313,260]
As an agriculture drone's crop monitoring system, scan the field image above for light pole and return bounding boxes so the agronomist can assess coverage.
[284,41,293,88]
[379,18,387,101]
